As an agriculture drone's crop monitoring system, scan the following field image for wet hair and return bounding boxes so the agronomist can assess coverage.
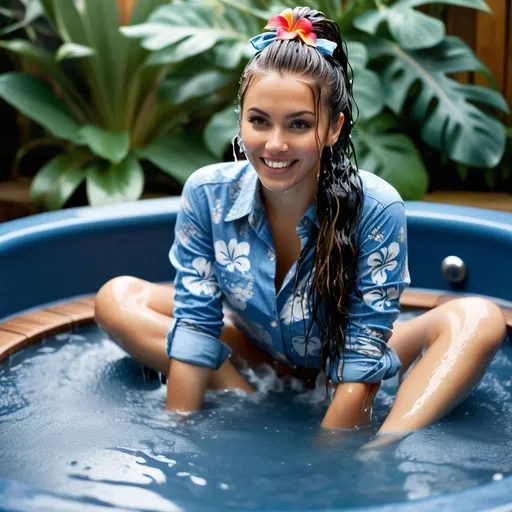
[237,6,363,381]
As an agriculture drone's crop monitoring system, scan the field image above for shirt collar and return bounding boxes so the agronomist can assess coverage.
[224,162,320,228]
[224,163,259,222]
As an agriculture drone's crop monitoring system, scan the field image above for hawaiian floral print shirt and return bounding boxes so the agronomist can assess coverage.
[167,161,411,383]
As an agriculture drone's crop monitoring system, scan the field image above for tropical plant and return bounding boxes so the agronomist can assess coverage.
[0,0,228,209]
[121,0,509,200]
[0,0,508,207]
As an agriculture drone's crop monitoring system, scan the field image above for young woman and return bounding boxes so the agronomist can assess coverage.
[94,6,506,434]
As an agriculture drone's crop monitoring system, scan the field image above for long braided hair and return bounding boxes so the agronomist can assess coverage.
[236,6,363,380]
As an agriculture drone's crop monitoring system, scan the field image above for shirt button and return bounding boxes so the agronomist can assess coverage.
[271,320,278,328]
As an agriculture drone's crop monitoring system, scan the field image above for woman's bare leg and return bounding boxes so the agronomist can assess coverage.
[94,276,270,392]
[379,297,506,433]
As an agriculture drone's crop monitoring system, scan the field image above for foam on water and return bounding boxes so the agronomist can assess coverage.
[0,317,511,511]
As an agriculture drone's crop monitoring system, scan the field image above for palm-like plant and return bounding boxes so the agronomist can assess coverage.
[0,0,508,206]
[0,0,227,209]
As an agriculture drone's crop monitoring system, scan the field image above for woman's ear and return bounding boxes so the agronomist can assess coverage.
[327,113,345,148]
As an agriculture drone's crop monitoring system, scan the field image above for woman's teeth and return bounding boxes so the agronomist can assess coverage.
[262,159,296,169]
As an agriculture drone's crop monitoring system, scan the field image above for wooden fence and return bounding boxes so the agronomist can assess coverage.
[445,0,511,112]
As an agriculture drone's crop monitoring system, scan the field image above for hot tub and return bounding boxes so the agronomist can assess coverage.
[0,198,511,511]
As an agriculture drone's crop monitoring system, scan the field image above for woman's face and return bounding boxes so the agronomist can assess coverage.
[240,72,343,197]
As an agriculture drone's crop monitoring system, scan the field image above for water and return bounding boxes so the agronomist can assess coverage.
[0,314,511,511]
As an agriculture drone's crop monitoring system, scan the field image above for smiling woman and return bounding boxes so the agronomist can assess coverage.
[94,6,506,435]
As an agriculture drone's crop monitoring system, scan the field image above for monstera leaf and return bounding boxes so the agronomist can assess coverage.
[347,42,385,120]
[354,0,491,50]
[366,36,508,168]
[121,2,258,67]
[353,114,429,200]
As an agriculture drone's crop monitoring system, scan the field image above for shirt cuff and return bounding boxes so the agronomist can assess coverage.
[166,319,232,370]
[327,346,402,383]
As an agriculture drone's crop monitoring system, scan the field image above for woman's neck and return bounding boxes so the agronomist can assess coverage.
[261,175,317,224]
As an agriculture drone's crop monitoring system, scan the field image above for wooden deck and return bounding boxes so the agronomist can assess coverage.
[0,290,510,363]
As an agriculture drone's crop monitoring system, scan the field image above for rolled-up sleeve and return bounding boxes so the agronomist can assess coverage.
[327,200,411,383]
[166,178,231,370]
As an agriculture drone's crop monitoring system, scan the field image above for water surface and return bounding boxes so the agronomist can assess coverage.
[1,312,511,511]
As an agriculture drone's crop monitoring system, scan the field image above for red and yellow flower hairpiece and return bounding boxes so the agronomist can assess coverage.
[249,8,337,56]
[264,8,317,47]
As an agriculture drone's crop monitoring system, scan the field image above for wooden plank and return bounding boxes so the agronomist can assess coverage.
[445,6,476,83]
[474,0,507,92]
[423,191,512,212]
[0,310,72,340]
[0,330,29,362]
[45,301,95,326]
[76,297,96,308]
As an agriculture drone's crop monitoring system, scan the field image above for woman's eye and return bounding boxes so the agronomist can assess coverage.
[248,117,309,129]
[248,116,266,126]
[291,120,309,129]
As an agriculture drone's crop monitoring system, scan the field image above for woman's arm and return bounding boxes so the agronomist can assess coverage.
[166,358,212,412]
[321,382,380,429]
[320,199,410,429]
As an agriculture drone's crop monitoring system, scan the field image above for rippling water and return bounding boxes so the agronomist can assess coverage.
[0,313,511,511]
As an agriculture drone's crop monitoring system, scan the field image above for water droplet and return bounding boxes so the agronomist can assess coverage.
[493,473,504,481]
[190,475,207,486]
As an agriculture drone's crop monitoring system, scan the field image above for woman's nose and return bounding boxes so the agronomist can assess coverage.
[265,129,288,152]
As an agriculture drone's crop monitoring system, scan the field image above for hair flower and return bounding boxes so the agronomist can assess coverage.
[249,8,337,57]
[265,8,317,47]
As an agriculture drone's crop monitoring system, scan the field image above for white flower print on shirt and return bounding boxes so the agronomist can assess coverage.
[363,287,399,311]
[182,257,218,296]
[353,337,383,358]
[280,290,310,325]
[398,226,405,243]
[363,326,384,340]
[212,199,222,224]
[238,222,250,238]
[225,282,253,310]
[177,222,199,245]
[215,239,250,272]
[367,242,400,285]
[292,336,321,357]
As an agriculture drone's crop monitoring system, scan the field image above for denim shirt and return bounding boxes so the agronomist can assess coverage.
[166,160,411,383]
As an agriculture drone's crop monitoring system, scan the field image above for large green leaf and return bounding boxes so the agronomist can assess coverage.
[0,39,90,119]
[0,73,81,143]
[51,0,160,129]
[354,0,491,50]
[136,133,218,184]
[160,68,235,106]
[346,42,368,70]
[203,104,239,159]
[405,0,490,11]
[29,150,90,210]
[55,42,96,61]
[353,115,429,200]
[353,68,385,120]
[86,155,144,206]
[78,125,130,164]
[366,36,508,167]
[0,0,44,35]
[121,3,248,66]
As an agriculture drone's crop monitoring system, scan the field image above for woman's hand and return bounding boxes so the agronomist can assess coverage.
[320,381,380,430]
[166,358,212,412]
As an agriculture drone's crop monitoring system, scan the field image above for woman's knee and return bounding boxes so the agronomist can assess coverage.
[444,297,506,352]
[94,275,142,333]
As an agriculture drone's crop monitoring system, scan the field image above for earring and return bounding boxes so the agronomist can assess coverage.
[232,134,246,161]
